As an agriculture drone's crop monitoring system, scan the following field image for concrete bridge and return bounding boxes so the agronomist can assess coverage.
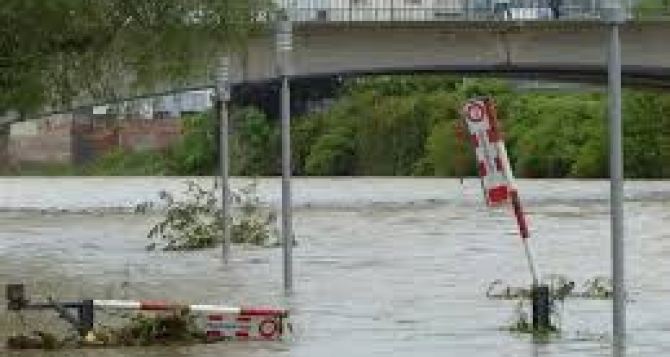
[229,20,670,88]
[6,3,670,124]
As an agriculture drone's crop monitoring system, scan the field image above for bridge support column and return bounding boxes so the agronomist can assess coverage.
[277,17,294,295]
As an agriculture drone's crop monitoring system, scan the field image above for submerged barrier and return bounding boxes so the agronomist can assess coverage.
[6,284,289,345]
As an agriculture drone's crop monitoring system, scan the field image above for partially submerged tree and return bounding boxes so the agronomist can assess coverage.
[1,0,272,114]
[146,180,279,251]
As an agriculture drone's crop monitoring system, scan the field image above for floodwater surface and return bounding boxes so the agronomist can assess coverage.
[1,177,669,356]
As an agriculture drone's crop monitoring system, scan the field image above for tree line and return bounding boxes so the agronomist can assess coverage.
[1,0,268,116]
[87,75,670,179]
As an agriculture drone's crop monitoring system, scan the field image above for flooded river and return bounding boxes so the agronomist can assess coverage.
[1,177,670,356]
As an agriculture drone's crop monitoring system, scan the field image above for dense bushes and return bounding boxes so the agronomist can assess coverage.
[87,106,278,176]
[90,75,670,179]
[290,76,670,179]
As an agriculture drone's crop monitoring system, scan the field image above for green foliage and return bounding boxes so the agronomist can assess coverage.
[424,120,475,177]
[231,107,279,176]
[295,79,465,177]
[83,108,280,177]
[7,332,60,350]
[305,126,355,175]
[291,112,325,176]
[230,181,278,245]
[147,181,223,250]
[166,114,218,176]
[1,0,272,114]
[506,94,606,178]
[622,92,667,178]
[64,75,670,179]
[292,76,507,177]
[94,312,204,346]
[8,311,206,349]
[87,149,168,176]
[634,0,670,17]
[293,76,670,179]
[146,180,277,251]
[3,162,78,176]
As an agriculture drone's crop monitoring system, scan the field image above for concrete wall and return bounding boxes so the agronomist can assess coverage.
[71,120,118,165]
[71,118,182,165]
[9,114,74,164]
[118,120,182,152]
[9,116,182,166]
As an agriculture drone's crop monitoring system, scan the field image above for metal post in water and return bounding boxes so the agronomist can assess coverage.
[277,16,294,294]
[605,3,626,356]
[217,55,232,263]
[78,299,94,336]
[531,285,551,331]
[6,284,26,311]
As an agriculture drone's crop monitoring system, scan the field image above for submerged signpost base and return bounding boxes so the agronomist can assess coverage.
[531,285,552,332]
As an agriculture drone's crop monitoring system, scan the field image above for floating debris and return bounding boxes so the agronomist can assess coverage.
[486,275,613,300]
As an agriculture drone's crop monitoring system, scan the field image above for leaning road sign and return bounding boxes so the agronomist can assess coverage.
[462,98,515,206]
[461,97,539,284]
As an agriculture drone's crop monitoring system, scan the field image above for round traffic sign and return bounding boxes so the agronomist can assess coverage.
[466,103,485,122]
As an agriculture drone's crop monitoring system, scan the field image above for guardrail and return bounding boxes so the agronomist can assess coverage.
[272,1,670,23]
[6,284,290,342]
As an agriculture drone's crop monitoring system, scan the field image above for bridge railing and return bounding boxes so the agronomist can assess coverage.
[278,0,670,23]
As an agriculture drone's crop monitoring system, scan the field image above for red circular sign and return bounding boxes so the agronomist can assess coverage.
[466,103,485,122]
[258,319,278,338]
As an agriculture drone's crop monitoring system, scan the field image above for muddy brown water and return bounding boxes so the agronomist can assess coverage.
[1,178,670,356]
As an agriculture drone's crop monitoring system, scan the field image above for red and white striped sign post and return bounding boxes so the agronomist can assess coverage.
[462,97,539,284]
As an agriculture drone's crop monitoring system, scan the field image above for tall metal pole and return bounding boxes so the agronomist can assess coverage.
[606,3,626,356]
[277,17,294,294]
[217,56,232,263]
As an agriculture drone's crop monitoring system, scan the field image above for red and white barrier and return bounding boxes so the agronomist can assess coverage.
[92,300,288,341]
[462,97,539,283]
[93,300,286,316]
[463,98,514,206]
[205,313,284,340]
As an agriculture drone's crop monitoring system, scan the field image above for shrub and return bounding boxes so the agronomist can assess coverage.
[146,180,278,251]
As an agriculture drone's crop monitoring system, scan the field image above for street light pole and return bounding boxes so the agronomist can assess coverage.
[276,16,294,295]
[605,2,626,356]
[216,55,232,264]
